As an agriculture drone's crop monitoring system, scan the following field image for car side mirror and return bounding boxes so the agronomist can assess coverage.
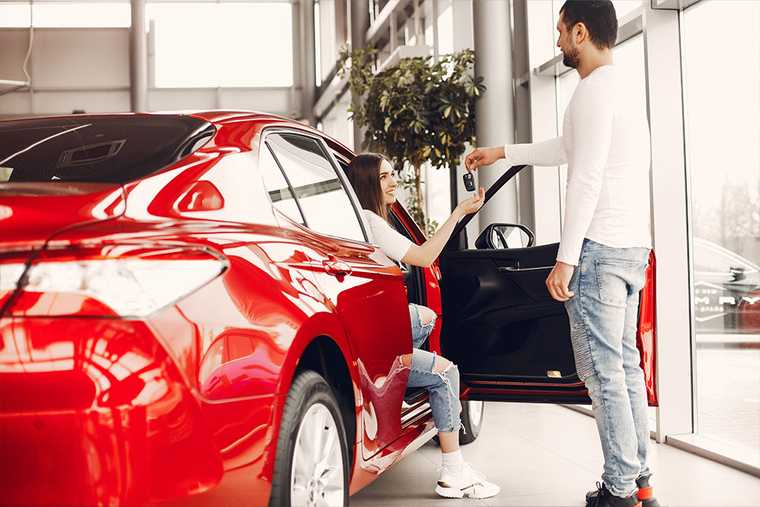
[729,266,746,282]
[475,223,535,250]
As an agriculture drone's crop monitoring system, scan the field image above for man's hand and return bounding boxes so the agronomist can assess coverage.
[464,146,504,171]
[546,261,575,302]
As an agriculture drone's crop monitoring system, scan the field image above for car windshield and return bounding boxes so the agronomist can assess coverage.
[694,238,759,274]
[0,115,214,184]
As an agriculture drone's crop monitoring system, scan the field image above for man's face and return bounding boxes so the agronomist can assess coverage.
[556,12,580,69]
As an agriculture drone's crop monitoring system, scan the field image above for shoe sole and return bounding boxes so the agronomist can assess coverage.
[435,484,500,499]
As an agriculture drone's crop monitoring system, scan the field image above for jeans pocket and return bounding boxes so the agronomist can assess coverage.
[594,259,640,307]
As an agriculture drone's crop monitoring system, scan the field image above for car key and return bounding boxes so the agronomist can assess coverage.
[463,170,475,192]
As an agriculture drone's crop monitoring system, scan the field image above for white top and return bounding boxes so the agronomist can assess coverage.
[362,209,414,262]
[504,65,652,266]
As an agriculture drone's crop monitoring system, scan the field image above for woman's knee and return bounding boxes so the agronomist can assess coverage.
[419,305,437,327]
[432,355,452,374]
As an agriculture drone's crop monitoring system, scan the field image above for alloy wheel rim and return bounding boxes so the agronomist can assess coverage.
[468,400,484,427]
[290,403,344,507]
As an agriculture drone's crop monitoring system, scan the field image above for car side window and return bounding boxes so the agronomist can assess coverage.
[258,142,305,224]
[267,133,365,242]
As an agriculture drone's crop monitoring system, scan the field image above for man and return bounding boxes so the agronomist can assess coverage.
[465,2,659,507]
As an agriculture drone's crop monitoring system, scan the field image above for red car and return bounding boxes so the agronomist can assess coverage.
[0,111,657,507]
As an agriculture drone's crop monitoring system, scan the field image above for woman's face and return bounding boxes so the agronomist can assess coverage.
[378,160,398,205]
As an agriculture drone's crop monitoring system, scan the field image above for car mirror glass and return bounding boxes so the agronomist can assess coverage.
[492,225,531,249]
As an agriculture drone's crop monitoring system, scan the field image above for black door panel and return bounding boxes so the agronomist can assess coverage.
[436,165,656,405]
[440,242,589,402]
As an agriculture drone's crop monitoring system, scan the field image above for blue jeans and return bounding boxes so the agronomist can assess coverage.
[406,304,461,433]
[409,303,435,348]
[565,239,651,497]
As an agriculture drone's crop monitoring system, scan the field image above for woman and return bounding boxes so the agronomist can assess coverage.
[346,153,500,500]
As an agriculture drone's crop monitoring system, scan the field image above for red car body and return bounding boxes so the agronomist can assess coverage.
[0,111,657,506]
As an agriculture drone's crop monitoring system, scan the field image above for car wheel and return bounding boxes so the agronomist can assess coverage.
[269,370,349,507]
[459,400,485,445]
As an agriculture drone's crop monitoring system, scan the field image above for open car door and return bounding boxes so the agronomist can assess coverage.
[439,165,658,406]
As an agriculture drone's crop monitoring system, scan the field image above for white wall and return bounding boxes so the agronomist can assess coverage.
[0,28,130,115]
[0,26,299,118]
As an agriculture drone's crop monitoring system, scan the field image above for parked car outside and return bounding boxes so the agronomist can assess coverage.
[0,111,658,507]
[693,237,760,334]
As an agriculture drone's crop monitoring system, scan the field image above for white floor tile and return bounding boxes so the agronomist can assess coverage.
[350,403,760,506]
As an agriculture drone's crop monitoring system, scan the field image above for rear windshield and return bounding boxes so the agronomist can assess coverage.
[0,114,214,184]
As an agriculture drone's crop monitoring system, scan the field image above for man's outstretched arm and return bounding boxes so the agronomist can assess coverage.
[465,136,567,171]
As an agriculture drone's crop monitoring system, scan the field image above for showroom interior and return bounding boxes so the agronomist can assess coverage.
[0,0,759,505]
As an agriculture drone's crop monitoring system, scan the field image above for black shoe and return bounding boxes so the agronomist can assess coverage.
[636,475,661,507]
[585,482,641,507]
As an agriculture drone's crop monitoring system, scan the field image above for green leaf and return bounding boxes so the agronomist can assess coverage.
[338,48,485,228]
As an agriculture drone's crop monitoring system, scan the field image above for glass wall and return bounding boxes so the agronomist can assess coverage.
[147,2,293,88]
[315,0,344,86]
[319,91,353,149]
[681,0,760,467]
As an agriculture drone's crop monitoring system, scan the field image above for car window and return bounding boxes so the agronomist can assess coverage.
[694,238,759,274]
[258,143,305,224]
[266,133,365,242]
[0,115,213,183]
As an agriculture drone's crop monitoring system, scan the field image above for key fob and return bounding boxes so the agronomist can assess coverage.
[463,171,475,192]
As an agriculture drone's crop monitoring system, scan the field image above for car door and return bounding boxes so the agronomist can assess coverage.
[439,165,658,405]
[262,130,413,459]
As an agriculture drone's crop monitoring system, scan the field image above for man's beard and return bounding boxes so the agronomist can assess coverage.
[562,47,579,68]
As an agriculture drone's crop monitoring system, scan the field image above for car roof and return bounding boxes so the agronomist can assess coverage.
[694,237,760,272]
[0,110,356,163]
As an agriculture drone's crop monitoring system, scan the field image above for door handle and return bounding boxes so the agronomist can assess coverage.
[497,265,554,273]
[323,260,352,279]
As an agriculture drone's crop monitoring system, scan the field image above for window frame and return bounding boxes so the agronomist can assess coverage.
[259,127,369,244]
[257,135,308,226]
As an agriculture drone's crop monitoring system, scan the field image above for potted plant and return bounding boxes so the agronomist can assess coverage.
[338,47,485,234]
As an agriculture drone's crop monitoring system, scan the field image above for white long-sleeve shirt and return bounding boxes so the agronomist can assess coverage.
[504,64,652,266]
[362,209,413,262]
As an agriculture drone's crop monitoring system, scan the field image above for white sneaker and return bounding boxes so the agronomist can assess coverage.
[435,462,501,499]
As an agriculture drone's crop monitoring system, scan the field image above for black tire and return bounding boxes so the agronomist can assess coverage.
[269,370,349,507]
[459,400,485,445]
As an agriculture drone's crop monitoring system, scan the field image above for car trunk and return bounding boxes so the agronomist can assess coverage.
[0,182,126,249]
[0,182,126,312]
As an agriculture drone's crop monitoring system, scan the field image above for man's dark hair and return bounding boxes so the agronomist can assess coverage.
[560,1,618,49]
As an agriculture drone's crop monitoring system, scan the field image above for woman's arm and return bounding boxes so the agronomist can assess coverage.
[402,188,485,267]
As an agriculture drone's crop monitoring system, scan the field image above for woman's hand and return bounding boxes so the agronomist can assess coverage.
[403,187,485,268]
[456,187,486,216]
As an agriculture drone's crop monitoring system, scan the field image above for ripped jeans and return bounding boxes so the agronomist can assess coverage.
[565,239,651,497]
[406,304,462,433]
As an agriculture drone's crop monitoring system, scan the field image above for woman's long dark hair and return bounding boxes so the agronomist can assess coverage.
[345,153,391,221]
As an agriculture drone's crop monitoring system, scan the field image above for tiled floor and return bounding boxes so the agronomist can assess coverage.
[695,342,760,465]
[351,403,760,506]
